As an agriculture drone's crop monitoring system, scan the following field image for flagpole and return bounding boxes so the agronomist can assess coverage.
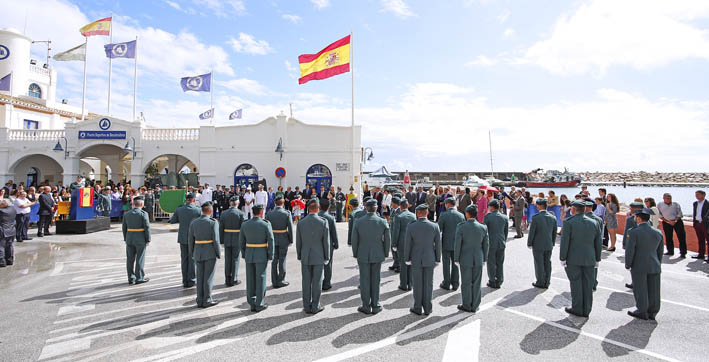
[133,35,138,122]
[8,71,13,127]
[107,15,113,115]
[81,37,88,121]
[210,70,214,125]
[350,30,357,195]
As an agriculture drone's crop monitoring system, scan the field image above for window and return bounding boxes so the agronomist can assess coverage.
[24,120,39,129]
[28,83,41,98]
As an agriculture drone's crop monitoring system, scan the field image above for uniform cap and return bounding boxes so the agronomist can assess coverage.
[415,204,429,211]
[391,197,401,204]
[634,207,655,216]
[133,196,144,201]
[229,196,239,203]
[186,193,196,200]
[465,204,478,215]
[252,204,265,212]
[629,201,644,209]
[274,195,284,201]
[365,199,378,208]
[535,198,547,206]
[201,201,213,208]
[444,197,456,205]
[583,199,595,208]
[571,200,585,207]
[488,199,500,208]
[349,198,359,206]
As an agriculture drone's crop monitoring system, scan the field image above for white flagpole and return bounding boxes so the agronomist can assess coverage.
[210,71,214,125]
[8,71,13,127]
[107,15,113,115]
[133,35,138,121]
[81,37,88,121]
[350,30,357,195]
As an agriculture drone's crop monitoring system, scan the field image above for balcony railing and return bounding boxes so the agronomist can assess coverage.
[142,128,199,141]
[7,129,65,141]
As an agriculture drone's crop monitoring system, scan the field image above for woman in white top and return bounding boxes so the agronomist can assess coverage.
[382,189,392,221]
[644,197,661,228]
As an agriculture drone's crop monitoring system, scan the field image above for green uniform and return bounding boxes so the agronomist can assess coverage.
[347,206,366,246]
[239,217,275,310]
[296,213,330,312]
[121,208,151,283]
[586,211,603,290]
[219,207,245,286]
[188,215,221,307]
[560,214,602,317]
[438,207,465,290]
[69,181,82,193]
[389,207,402,270]
[392,209,416,289]
[625,222,664,319]
[169,202,201,286]
[318,210,339,289]
[404,217,442,314]
[98,193,111,217]
[266,207,294,287]
[351,213,391,313]
[623,214,638,250]
[528,210,558,287]
[483,210,509,287]
[454,219,488,311]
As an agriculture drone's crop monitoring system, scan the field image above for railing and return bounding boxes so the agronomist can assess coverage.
[29,64,51,77]
[142,128,199,141]
[7,129,65,141]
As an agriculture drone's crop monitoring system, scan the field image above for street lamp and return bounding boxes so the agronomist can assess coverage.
[53,137,69,159]
[123,136,136,160]
[275,137,284,160]
[363,147,374,163]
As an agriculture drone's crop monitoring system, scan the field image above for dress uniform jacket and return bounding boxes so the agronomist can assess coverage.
[625,222,664,318]
[97,193,111,215]
[392,209,416,289]
[170,203,201,244]
[560,214,602,317]
[318,209,339,288]
[438,208,465,289]
[454,219,489,311]
[405,217,442,314]
[188,214,221,307]
[528,210,557,287]
[239,217,275,263]
[266,207,293,286]
[352,213,391,263]
[623,215,638,249]
[122,208,151,283]
[297,213,330,312]
[219,207,245,248]
[347,206,366,246]
[483,210,509,287]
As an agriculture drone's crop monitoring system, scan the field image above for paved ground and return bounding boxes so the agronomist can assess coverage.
[1,219,708,362]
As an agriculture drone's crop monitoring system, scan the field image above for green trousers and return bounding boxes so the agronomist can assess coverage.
[411,265,434,314]
[533,250,552,287]
[487,247,505,287]
[179,243,196,286]
[441,250,459,289]
[196,258,216,307]
[565,264,595,316]
[301,264,325,312]
[399,250,411,289]
[631,270,661,318]
[460,264,483,311]
[126,243,146,282]
[323,246,335,289]
[224,246,240,285]
[246,262,268,308]
[358,262,382,312]
[271,245,288,287]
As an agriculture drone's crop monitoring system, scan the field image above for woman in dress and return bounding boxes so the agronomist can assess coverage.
[605,193,620,251]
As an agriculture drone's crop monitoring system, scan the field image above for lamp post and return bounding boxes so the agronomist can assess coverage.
[363,147,374,164]
[275,137,284,161]
[53,137,69,159]
[123,136,136,160]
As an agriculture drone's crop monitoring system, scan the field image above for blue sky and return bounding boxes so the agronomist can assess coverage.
[3,0,709,172]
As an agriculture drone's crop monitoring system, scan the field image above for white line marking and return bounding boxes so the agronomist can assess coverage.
[50,262,64,276]
[442,319,480,362]
[57,304,95,316]
[38,336,91,360]
[128,339,239,362]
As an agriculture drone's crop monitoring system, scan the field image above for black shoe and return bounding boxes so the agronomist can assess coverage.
[204,300,220,308]
[357,306,371,315]
[388,266,397,271]
[23,237,33,241]
[607,247,616,252]
[565,307,584,317]
[457,305,474,313]
[128,280,135,285]
[625,283,633,289]
[45,232,53,236]
[37,234,43,237]
[272,284,282,289]
[234,280,242,285]
[532,282,547,289]
[184,282,195,288]
[225,282,234,287]
[409,308,422,316]
[679,254,686,259]
[398,285,409,291]
[371,306,382,315]
[439,284,450,291]
[452,286,459,291]
[423,310,431,316]
[254,304,268,312]
[648,314,656,320]
[135,278,150,284]
[691,255,705,259]
[322,285,332,291]
[393,268,400,273]
[16,240,22,243]
[303,308,311,314]
[627,310,648,320]
[312,306,325,314]
[514,235,523,239]
[664,252,673,256]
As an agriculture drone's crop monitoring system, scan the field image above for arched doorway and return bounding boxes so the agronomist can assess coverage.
[306,164,332,193]
[26,167,39,188]
[78,144,131,185]
[143,154,198,188]
[234,163,258,188]
[9,154,63,186]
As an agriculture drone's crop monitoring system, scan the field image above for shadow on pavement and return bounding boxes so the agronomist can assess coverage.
[602,318,657,357]
[520,318,587,355]
[605,291,635,311]
[267,312,361,345]
[331,313,421,348]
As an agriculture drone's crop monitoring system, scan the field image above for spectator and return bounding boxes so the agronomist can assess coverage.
[692,190,709,261]
[644,197,660,229]
[657,193,687,257]
[604,193,620,251]
[13,191,35,242]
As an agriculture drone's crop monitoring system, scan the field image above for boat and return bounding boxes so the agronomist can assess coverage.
[414,177,434,190]
[524,168,582,188]
[462,175,490,188]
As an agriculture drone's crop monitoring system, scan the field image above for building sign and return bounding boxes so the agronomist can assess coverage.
[78,131,126,140]
[98,118,111,130]
[336,163,350,172]
[0,45,9,60]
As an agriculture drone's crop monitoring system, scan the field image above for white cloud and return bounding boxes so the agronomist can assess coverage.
[311,0,330,9]
[381,0,415,18]
[284,60,298,79]
[497,8,510,23]
[465,55,497,67]
[282,14,302,24]
[192,0,245,17]
[228,33,273,55]
[503,28,514,37]
[217,78,270,96]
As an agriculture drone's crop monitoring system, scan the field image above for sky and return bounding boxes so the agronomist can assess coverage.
[2,0,709,173]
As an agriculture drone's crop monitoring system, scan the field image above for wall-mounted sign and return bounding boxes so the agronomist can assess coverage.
[275,167,286,178]
[336,163,350,171]
[0,45,9,60]
[98,118,111,130]
[79,131,126,140]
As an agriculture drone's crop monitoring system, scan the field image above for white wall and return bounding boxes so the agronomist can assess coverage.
[12,154,63,186]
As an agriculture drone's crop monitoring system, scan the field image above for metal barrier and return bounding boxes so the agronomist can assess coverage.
[153,202,172,220]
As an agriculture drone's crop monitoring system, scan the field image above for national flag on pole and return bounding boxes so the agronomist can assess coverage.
[298,35,350,85]
[80,17,112,37]
[104,40,136,59]
[78,187,94,207]
[53,43,87,61]
[229,109,243,120]
[199,108,214,120]
[0,73,10,91]
[180,73,211,92]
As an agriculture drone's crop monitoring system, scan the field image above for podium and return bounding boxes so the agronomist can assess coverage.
[56,188,111,234]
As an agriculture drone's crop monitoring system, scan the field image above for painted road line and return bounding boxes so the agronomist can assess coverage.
[57,303,95,317]
[442,319,480,362]
[50,262,64,276]
[59,261,179,278]
[128,339,240,362]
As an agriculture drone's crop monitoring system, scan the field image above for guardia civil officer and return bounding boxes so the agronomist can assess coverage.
[239,204,274,312]
[438,197,465,291]
[188,202,221,308]
[347,198,365,246]
[625,207,663,320]
[121,196,151,285]
[392,199,416,290]
[583,199,603,291]
[454,204,488,312]
[266,195,293,288]
[97,186,112,217]
[219,196,244,287]
[297,199,330,313]
[560,200,602,317]
[169,193,201,288]
[318,197,339,290]
[388,197,402,273]
[528,198,557,289]
[351,199,391,314]
[622,201,645,289]
[483,199,508,288]
[404,204,441,315]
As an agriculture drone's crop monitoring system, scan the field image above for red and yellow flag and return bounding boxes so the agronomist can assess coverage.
[78,187,94,208]
[80,17,112,37]
[298,35,350,85]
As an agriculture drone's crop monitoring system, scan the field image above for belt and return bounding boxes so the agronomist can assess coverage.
[246,243,268,247]
[127,228,144,232]
[273,229,288,234]
[224,229,240,233]
[195,240,213,244]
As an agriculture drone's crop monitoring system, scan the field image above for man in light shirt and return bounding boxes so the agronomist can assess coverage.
[255,184,268,209]
[657,193,686,257]
[244,186,255,219]
[13,191,35,242]
[201,184,213,203]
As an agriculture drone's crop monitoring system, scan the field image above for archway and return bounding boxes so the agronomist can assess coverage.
[143,154,199,188]
[9,154,64,187]
[234,163,258,188]
[26,167,39,188]
[306,164,332,194]
[77,143,131,185]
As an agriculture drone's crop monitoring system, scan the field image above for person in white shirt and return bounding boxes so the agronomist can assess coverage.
[243,187,255,219]
[201,184,213,203]
[13,191,36,242]
[254,184,268,208]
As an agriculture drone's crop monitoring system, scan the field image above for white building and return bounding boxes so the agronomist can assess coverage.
[0,29,363,192]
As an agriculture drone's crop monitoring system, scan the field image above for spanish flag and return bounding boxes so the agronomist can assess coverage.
[298,35,350,85]
[80,17,112,37]
[78,187,94,208]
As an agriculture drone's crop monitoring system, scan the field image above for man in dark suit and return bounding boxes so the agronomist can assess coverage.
[415,187,427,208]
[405,186,416,213]
[372,187,384,215]
[37,186,55,237]
[692,190,709,262]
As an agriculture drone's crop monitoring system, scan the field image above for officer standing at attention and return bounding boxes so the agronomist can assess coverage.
[438,197,465,291]
[121,196,151,285]
[219,196,244,287]
[318,197,339,290]
[560,200,602,317]
[583,198,603,291]
[266,195,294,288]
[239,204,274,312]
[170,193,201,288]
[454,204,488,312]
[188,202,221,308]
[347,198,365,246]
[0,199,17,267]
[527,198,557,289]
[483,199,509,288]
[392,199,416,291]
[351,199,391,314]
[404,204,442,315]
[625,208,664,320]
[622,201,646,289]
[388,197,402,273]
[297,199,330,313]
[98,186,112,217]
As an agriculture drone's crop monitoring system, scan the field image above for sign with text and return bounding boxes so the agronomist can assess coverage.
[78,131,126,140]
[336,163,350,172]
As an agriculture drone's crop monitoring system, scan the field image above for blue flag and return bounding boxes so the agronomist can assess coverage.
[199,108,214,120]
[229,109,242,120]
[0,73,10,91]
[104,40,137,59]
[181,73,211,92]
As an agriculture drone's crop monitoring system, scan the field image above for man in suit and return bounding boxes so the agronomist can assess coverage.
[528,198,557,289]
[318,198,339,290]
[560,200,602,317]
[425,188,437,221]
[438,198,465,291]
[692,190,709,261]
[319,185,329,201]
[351,199,391,314]
[404,204,441,315]
[388,197,402,273]
[188,202,221,308]
[219,196,244,287]
[266,195,294,288]
[625,208,664,320]
[347,198,366,246]
[512,191,526,238]
[454,204,488,312]
[297,199,330,313]
[0,199,16,267]
[392,199,416,291]
[239,204,274,312]
[371,187,383,215]
[457,188,472,214]
[37,186,55,237]
[405,186,416,213]
[121,197,151,285]
[483,200,508,288]
[169,193,201,288]
[69,176,84,193]
[415,187,427,209]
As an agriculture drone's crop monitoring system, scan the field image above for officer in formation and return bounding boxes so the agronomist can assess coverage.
[388,197,402,273]
[266,195,294,288]
[351,199,390,314]
[97,186,112,217]
[296,199,331,314]
[392,199,415,290]
[239,204,274,312]
[0,198,16,267]
[438,197,465,291]
[188,202,221,308]
[404,204,442,315]
[219,196,244,287]
[169,193,201,288]
[527,198,557,289]
[454,204,488,312]
[483,200,508,288]
[347,198,365,246]
[622,201,646,289]
[625,208,663,320]
[560,200,602,317]
[318,197,339,290]
[121,196,150,285]
[583,198,603,291]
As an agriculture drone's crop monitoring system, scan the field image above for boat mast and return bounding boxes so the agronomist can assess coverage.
[488,130,494,179]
